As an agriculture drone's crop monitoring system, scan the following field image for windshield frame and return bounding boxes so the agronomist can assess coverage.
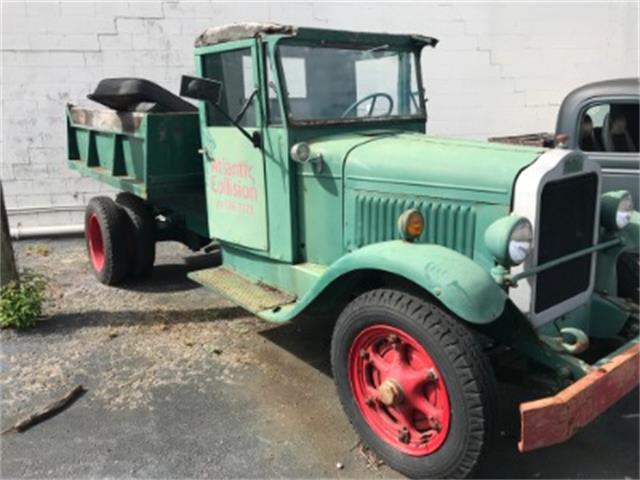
[274,40,427,127]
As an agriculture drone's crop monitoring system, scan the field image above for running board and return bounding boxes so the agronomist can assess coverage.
[188,267,297,314]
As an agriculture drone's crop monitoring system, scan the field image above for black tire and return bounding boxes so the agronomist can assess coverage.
[84,196,129,285]
[116,192,156,278]
[618,252,639,302]
[331,289,497,479]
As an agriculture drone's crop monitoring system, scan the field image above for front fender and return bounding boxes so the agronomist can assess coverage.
[261,240,507,324]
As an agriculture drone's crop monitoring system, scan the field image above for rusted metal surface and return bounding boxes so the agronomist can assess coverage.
[189,267,296,312]
[290,115,424,127]
[519,341,640,452]
[195,22,296,47]
[377,379,403,407]
[489,132,554,147]
[68,106,144,133]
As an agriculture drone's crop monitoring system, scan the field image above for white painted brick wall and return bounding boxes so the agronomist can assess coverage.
[1,1,638,228]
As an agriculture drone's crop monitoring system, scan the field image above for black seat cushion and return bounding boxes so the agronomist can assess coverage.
[88,78,197,113]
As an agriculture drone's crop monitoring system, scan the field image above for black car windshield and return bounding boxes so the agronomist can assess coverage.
[276,42,424,123]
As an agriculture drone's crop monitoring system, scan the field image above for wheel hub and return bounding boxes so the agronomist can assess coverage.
[348,324,451,456]
[378,379,403,406]
[87,213,105,272]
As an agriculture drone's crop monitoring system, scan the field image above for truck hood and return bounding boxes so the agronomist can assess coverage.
[317,132,545,204]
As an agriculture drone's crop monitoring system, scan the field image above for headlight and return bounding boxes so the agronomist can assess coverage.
[508,219,534,265]
[485,215,534,267]
[616,195,634,229]
[600,191,634,231]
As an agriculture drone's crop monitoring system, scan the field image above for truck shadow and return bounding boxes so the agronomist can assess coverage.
[120,250,221,294]
[16,305,247,337]
[259,314,335,378]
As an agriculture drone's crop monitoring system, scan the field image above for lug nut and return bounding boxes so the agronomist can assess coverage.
[430,418,442,432]
[426,368,438,381]
[398,427,410,444]
[359,349,369,360]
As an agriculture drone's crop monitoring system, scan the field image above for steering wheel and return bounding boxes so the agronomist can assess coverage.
[341,92,394,118]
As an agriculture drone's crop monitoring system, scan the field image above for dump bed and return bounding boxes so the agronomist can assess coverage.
[66,105,203,199]
[66,105,209,239]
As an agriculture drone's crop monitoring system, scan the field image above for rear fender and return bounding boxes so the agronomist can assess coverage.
[262,240,507,324]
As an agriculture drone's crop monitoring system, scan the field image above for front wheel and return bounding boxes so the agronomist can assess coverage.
[331,289,497,479]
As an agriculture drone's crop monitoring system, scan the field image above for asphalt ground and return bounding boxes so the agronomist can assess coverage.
[1,238,638,479]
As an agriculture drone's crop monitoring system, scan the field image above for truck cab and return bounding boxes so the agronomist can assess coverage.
[190,24,434,268]
[67,23,639,479]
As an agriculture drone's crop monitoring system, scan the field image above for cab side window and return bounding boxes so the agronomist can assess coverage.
[580,103,639,153]
[202,48,257,127]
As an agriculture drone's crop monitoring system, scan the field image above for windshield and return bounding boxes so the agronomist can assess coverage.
[276,42,424,123]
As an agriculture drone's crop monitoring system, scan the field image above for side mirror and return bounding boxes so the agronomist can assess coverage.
[180,74,261,150]
[180,75,222,105]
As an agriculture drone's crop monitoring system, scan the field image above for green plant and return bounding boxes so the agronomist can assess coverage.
[0,273,47,329]
[25,244,50,257]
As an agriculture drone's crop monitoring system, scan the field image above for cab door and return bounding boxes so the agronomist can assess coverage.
[196,42,269,251]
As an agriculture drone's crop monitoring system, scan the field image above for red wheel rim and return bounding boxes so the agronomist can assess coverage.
[87,213,105,272]
[348,324,451,456]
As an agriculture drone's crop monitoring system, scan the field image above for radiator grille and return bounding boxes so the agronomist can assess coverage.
[534,173,598,313]
[354,193,476,257]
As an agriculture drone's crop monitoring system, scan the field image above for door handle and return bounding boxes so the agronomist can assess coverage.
[198,148,214,161]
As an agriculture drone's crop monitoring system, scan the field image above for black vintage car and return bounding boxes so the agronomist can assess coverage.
[491,78,639,206]
[491,78,639,299]
[556,78,639,205]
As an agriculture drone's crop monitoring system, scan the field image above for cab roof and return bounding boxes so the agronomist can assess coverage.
[555,77,639,135]
[560,78,640,107]
[194,22,438,49]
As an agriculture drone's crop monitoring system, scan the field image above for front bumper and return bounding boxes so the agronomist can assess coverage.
[518,340,639,452]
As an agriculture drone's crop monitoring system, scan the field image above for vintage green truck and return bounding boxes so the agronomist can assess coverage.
[66,23,639,479]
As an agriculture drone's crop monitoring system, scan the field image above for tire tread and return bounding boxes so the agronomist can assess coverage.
[331,288,497,479]
[84,196,129,285]
[116,192,156,278]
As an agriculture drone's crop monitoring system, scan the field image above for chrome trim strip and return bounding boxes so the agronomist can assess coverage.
[509,149,602,327]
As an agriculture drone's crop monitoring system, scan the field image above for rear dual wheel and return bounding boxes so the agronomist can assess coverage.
[115,193,156,278]
[331,289,497,479]
[85,197,129,285]
[84,195,155,285]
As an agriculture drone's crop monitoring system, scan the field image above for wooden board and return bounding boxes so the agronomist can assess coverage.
[519,342,640,452]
